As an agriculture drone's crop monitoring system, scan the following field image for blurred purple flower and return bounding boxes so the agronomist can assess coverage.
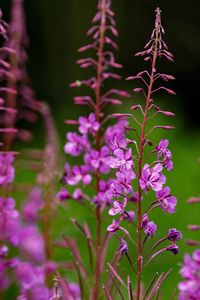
[64,132,90,157]
[84,146,110,174]
[23,188,43,222]
[56,188,71,201]
[0,153,15,185]
[107,219,119,232]
[19,226,45,263]
[120,239,128,254]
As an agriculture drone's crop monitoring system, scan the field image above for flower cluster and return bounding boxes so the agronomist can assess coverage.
[178,251,200,299]
[3,0,41,147]
[178,163,200,299]
[104,7,182,299]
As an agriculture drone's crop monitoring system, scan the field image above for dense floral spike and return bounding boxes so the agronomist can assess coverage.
[178,160,200,299]
[70,0,129,112]
[60,0,129,298]
[106,7,181,299]
[0,9,21,292]
[0,10,17,147]
[3,0,41,149]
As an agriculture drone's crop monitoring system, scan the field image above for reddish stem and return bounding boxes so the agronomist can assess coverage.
[92,0,107,299]
[136,32,159,300]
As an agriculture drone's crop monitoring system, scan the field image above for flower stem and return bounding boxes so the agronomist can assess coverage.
[92,0,107,298]
[136,30,159,300]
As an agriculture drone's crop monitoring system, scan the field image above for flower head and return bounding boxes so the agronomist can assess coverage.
[78,113,100,135]
[140,163,166,192]
[156,187,177,213]
[120,239,128,254]
[107,219,119,233]
[109,198,127,216]
[166,244,179,255]
[0,154,15,186]
[167,228,182,242]
[144,221,157,236]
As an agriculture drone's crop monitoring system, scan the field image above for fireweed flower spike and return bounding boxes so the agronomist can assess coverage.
[178,161,200,300]
[0,9,20,293]
[60,0,129,298]
[106,7,182,299]
[3,0,41,150]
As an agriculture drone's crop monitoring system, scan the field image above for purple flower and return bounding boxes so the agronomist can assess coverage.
[163,157,173,171]
[63,163,92,186]
[0,197,20,246]
[104,119,127,150]
[0,245,8,258]
[84,146,110,174]
[23,188,43,222]
[19,226,45,263]
[109,198,127,216]
[155,139,173,171]
[156,187,177,213]
[56,188,71,201]
[123,211,136,222]
[193,250,200,263]
[141,214,149,229]
[140,163,166,192]
[167,228,182,241]
[73,188,84,201]
[144,221,157,236]
[78,113,100,135]
[108,148,133,170]
[166,244,179,255]
[107,219,119,232]
[64,132,90,157]
[93,179,114,205]
[155,139,170,158]
[0,153,15,186]
[120,239,128,254]
[178,251,200,300]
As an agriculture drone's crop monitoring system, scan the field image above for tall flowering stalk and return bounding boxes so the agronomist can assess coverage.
[60,0,129,298]
[3,0,41,150]
[178,166,200,299]
[105,7,182,299]
[0,8,20,294]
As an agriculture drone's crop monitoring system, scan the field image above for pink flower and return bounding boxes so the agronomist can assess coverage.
[109,198,127,216]
[78,113,100,135]
[156,187,177,213]
[140,163,166,192]
[0,153,15,186]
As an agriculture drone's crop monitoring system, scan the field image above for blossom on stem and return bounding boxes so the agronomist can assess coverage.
[156,186,177,214]
[64,132,90,157]
[78,113,100,135]
[107,219,119,233]
[167,228,182,241]
[140,163,166,192]
[108,148,133,170]
[120,239,128,254]
[0,153,15,185]
[144,221,157,236]
[109,198,127,216]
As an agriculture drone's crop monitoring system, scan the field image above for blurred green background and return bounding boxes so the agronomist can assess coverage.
[1,0,200,299]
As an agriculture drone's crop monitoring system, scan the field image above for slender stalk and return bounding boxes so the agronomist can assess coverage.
[92,0,107,298]
[136,30,159,300]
